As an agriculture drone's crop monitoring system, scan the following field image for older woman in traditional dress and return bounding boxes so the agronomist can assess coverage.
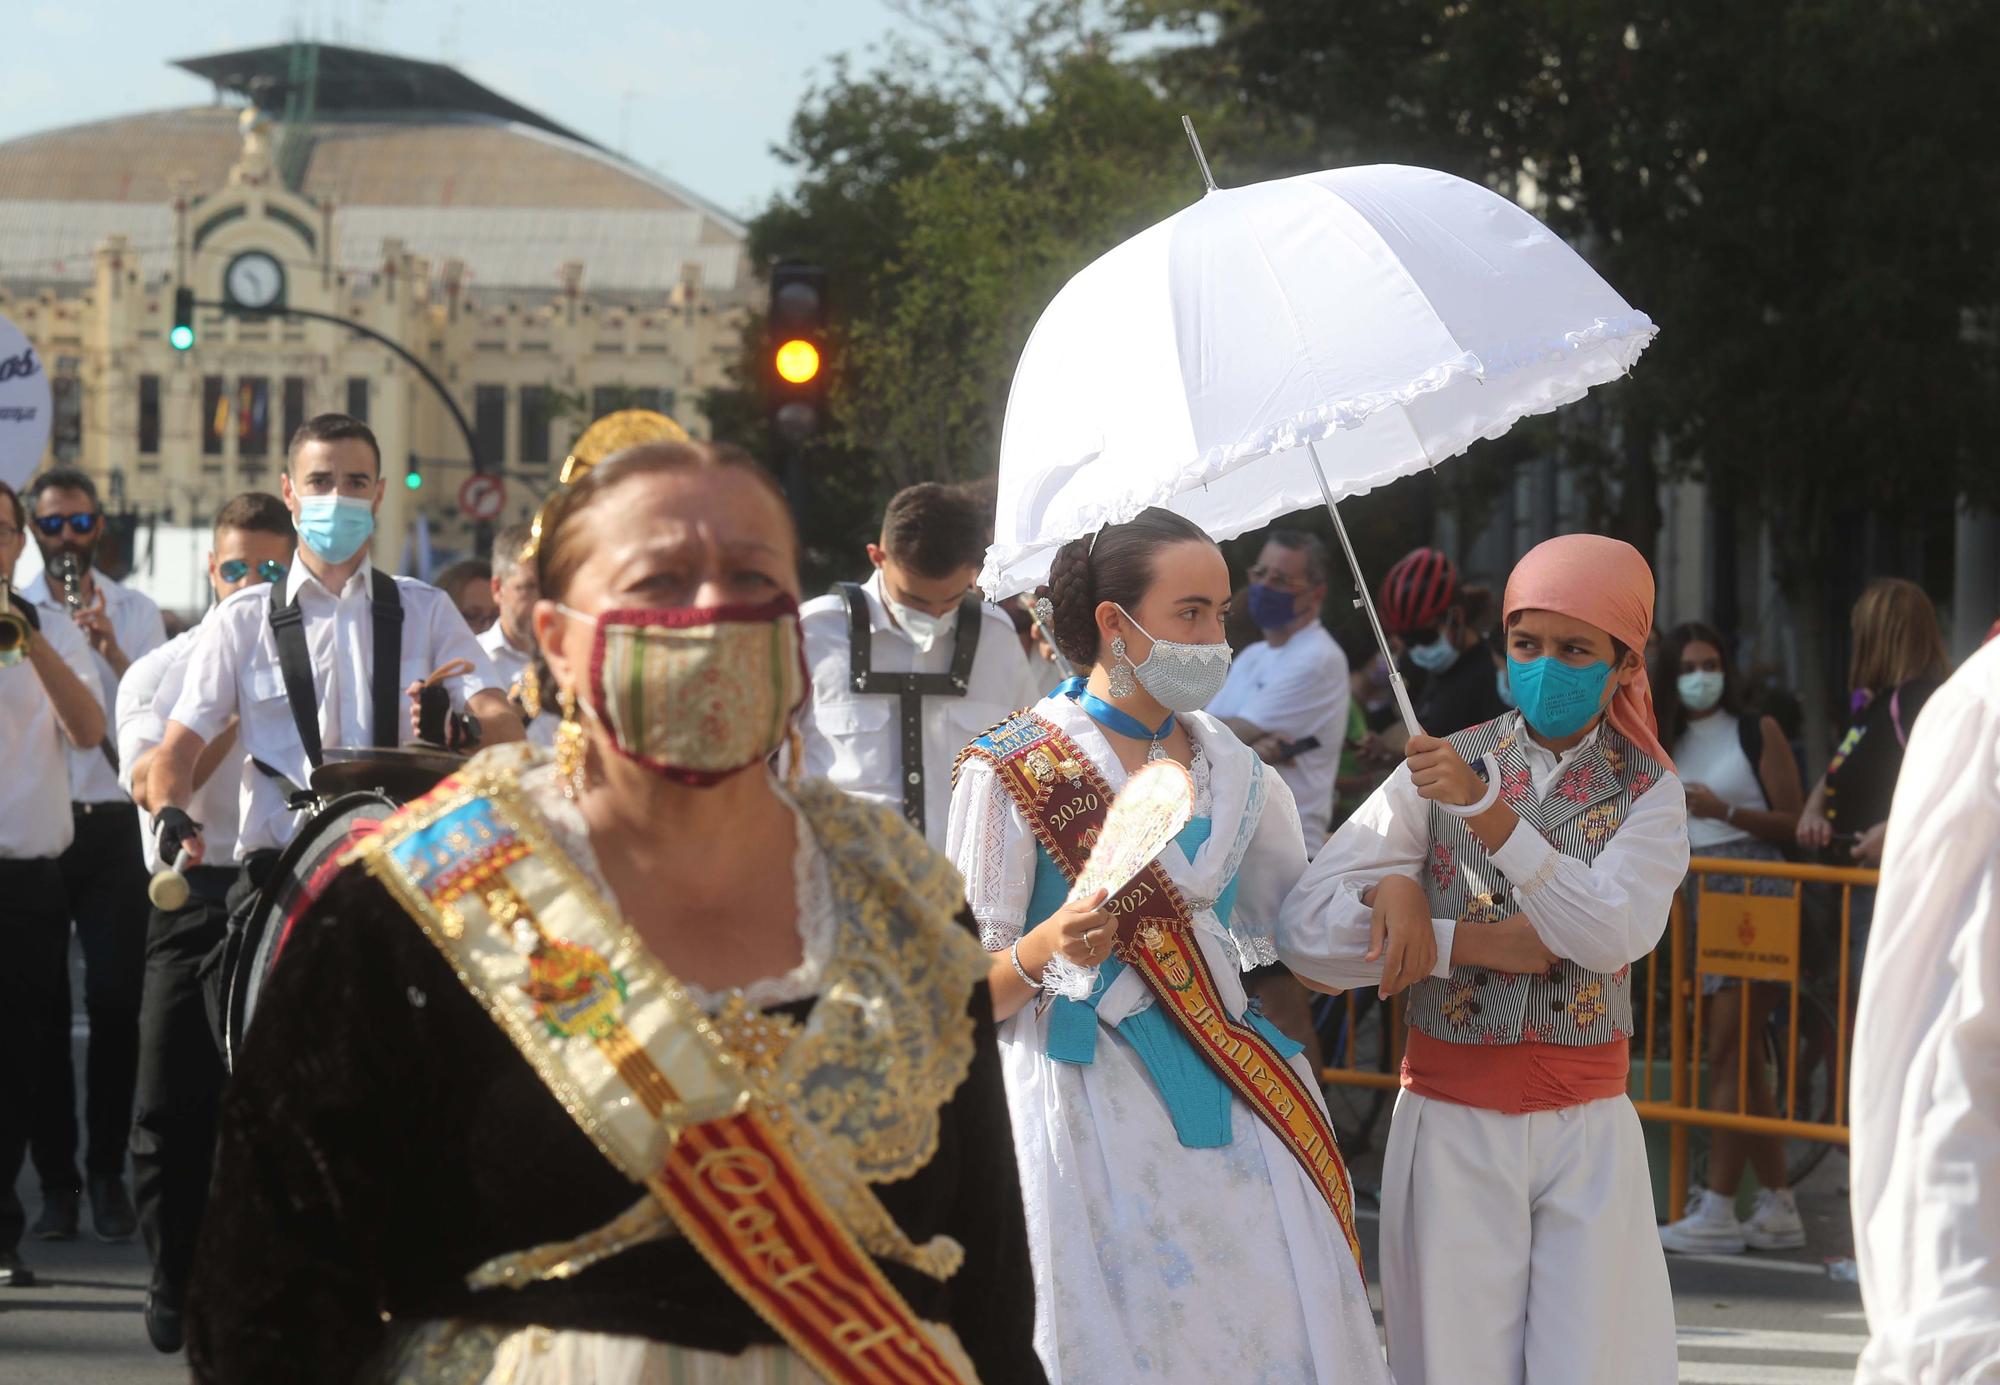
[187,438,1044,1385]
[945,508,1392,1384]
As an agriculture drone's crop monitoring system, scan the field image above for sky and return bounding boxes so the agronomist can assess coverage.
[0,0,925,219]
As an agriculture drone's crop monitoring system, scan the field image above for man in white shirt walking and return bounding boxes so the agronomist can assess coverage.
[152,414,519,889]
[17,466,167,1245]
[1212,528,1349,847]
[1851,636,2000,1384]
[0,478,110,1288]
[799,482,1039,850]
[476,522,555,749]
[118,491,293,1351]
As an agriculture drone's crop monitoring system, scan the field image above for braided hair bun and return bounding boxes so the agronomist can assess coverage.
[1032,508,1215,672]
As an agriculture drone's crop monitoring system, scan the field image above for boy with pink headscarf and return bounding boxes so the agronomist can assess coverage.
[1279,534,1689,1385]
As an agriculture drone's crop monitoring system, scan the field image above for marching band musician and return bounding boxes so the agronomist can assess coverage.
[1281,534,1689,1385]
[0,478,109,1290]
[945,508,1392,1384]
[185,440,1043,1385]
[477,522,557,749]
[150,415,518,898]
[800,482,1040,849]
[17,466,166,1246]
[118,492,294,1352]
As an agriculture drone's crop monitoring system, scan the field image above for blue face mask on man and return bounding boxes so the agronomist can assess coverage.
[1245,582,1300,632]
[296,495,376,564]
[1407,632,1461,674]
[1507,654,1613,740]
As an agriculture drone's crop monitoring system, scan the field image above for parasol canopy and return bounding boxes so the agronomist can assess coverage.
[983,161,1656,602]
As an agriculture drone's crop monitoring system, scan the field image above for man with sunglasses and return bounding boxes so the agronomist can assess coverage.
[116,492,292,1351]
[14,466,167,1248]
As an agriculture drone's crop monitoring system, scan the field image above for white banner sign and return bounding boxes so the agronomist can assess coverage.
[0,314,52,491]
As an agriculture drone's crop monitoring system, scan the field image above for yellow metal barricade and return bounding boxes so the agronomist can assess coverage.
[1316,855,1875,1216]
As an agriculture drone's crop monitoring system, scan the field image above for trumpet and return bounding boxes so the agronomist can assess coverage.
[52,550,84,612]
[0,579,29,666]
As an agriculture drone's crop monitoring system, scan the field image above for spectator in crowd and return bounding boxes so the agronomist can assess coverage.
[477,524,555,748]
[432,557,496,635]
[1652,622,1809,1256]
[1796,579,1950,951]
[0,478,110,1287]
[1377,546,1507,736]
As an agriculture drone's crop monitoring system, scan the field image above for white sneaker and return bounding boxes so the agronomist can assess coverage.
[1659,1188,1747,1254]
[1743,1188,1807,1251]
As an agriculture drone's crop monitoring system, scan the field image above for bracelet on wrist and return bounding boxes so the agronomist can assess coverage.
[1008,939,1042,990]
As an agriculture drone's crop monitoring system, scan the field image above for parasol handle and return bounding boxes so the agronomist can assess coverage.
[1306,441,1425,739]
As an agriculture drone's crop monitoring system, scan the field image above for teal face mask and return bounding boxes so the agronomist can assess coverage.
[1508,655,1611,739]
[296,495,375,563]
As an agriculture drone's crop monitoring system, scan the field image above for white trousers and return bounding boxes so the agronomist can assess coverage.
[1380,1090,1677,1385]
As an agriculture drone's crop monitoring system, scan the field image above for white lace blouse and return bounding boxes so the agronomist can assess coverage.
[518,759,836,1012]
[945,696,1310,997]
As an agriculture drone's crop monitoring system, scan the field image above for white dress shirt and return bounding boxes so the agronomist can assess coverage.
[798,570,1042,849]
[0,610,97,859]
[477,620,556,750]
[168,560,495,855]
[1209,622,1350,845]
[21,568,166,804]
[1852,639,2000,1385]
[118,627,243,873]
[1279,719,1690,988]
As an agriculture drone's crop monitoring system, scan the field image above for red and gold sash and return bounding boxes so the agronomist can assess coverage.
[354,761,978,1385]
[958,713,1363,1270]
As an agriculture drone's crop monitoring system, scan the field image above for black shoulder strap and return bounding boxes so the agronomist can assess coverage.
[1738,711,1777,804]
[267,570,405,769]
[370,570,403,750]
[837,581,873,691]
[268,581,324,770]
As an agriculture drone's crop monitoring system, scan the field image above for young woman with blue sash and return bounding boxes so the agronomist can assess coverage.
[945,509,1391,1385]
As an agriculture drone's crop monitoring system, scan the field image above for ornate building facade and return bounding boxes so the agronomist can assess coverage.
[0,43,752,605]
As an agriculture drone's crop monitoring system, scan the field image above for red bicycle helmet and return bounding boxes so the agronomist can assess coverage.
[1378,547,1458,634]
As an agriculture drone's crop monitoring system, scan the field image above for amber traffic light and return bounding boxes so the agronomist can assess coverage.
[766,262,828,443]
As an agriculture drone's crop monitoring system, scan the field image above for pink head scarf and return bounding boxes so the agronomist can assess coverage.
[1502,534,1673,771]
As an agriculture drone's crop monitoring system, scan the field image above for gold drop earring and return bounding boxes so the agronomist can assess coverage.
[554,687,588,800]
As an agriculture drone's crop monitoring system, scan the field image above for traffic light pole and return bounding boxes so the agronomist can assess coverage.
[195,300,485,476]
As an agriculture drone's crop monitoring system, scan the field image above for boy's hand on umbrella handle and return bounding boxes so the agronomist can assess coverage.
[1405,734,1484,808]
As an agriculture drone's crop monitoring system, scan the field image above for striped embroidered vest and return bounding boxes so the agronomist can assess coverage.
[1404,711,1666,1047]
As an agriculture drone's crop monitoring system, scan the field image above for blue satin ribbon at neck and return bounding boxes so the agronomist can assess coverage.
[1058,676,1174,742]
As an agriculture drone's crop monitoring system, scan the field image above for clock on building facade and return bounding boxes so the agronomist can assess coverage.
[223,250,285,311]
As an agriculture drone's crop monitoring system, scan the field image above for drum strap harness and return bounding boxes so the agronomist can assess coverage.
[835,582,982,837]
[251,570,403,805]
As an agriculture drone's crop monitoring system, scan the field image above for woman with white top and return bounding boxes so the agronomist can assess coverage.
[1651,621,1806,1256]
[945,508,1390,1385]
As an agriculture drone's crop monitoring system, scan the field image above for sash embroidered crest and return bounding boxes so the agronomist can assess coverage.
[354,765,979,1385]
[956,713,1364,1271]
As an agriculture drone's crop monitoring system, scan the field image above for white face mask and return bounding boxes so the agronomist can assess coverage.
[1115,605,1233,713]
[886,596,960,654]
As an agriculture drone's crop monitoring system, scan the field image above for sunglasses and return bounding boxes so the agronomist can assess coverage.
[218,558,289,585]
[34,513,99,537]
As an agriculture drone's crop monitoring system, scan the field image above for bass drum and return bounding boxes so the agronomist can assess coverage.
[222,791,400,1070]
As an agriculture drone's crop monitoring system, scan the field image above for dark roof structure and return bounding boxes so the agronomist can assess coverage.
[172,42,600,149]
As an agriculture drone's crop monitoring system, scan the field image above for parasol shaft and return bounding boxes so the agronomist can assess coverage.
[1306,441,1424,737]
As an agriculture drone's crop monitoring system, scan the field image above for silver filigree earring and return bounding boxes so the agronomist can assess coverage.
[1108,637,1136,698]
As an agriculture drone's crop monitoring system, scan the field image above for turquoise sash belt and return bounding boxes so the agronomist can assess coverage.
[1034,817,1300,1148]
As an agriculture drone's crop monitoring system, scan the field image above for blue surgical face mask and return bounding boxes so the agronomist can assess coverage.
[1495,664,1516,709]
[1407,632,1461,674]
[296,495,375,564]
[1245,582,1300,632]
[1508,655,1612,740]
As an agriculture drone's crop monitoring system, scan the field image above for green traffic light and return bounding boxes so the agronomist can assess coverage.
[169,324,195,351]
[405,471,423,490]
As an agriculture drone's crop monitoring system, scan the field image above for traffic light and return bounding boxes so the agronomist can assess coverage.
[766,262,827,443]
[405,455,423,491]
[170,288,195,351]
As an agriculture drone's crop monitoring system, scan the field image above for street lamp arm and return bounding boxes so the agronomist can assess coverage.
[201,300,485,475]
